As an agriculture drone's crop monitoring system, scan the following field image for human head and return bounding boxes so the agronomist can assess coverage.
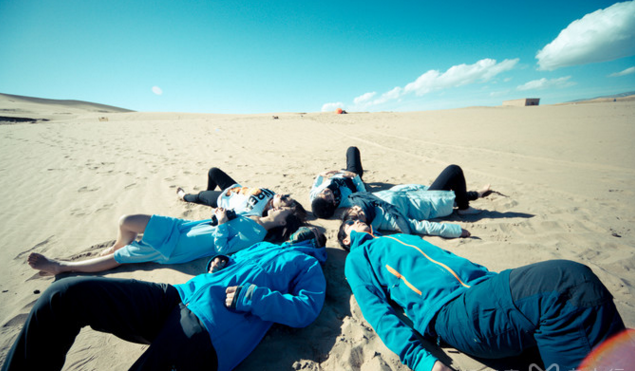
[290,226,327,248]
[312,197,336,219]
[344,205,367,223]
[273,194,307,222]
[318,188,335,203]
[337,219,371,251]
[265,208,305,242]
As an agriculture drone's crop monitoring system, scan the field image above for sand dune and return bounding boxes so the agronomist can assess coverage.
[0,95,633,370]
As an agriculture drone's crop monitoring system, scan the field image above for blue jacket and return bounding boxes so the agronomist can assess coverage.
[174,238,327,371]
[372,184,461,238]
[344,230,496,371]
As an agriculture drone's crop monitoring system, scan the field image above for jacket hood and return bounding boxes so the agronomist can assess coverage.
[279,237,328,264]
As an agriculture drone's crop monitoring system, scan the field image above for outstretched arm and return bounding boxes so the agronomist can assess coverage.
[319,170,340,178]
[409,219,464,238]
[225,256,326,328]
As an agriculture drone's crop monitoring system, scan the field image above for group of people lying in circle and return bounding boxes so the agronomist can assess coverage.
[8,147,628,371]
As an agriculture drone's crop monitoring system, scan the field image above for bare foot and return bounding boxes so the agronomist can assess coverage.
[176,187,186,201]
[477,184,492,198]
[28,253,64,275]
[457,207,482,216]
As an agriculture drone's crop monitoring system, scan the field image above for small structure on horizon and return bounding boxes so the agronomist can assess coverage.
[503,98,540,107]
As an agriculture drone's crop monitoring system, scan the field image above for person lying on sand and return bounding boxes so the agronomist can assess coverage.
[177,167,307,221]
[4,227,327,371]
[311,147,491,220]
[344,186,472,238]
[310,146,366,218]
[27,207,304,275]
[341,163,492,238]
[338,220,626,371]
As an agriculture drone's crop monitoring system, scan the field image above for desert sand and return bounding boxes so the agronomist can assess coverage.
[1,92,634,370]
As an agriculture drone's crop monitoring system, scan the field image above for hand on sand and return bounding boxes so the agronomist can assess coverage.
[28,253,62,276]
[477,184,492,198]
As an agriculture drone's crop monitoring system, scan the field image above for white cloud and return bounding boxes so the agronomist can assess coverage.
[152,86,163,95]
[353,92,377,105]
[516,76,575,91]
[338,58,518,111]
[403,59,518,96]
[609,66,635,77]
[536,1,635,70]
[372,87,403,105]
[321,102,344,112]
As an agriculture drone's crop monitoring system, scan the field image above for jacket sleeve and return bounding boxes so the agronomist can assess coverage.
[213,223,259,255]
[353,175,366,192]
[373,207,412,234]
[347,260,437,371]
[232,257,326,328]
[409,219,462,238]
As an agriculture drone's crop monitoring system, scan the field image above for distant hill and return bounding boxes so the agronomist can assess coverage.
[568,91,635,103]
[0,93,134,123]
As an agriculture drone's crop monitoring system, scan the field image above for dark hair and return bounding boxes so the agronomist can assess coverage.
[337,219,354,252]
[266,212,305,242]
[311,197,336,219]
[288,198,308,222]
[290,226,327,248]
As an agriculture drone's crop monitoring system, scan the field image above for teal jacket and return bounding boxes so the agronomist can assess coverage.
[175,237,327,371]
[344,230,495,371]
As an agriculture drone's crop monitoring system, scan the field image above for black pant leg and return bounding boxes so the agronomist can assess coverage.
[129,303,218,371]
[345,146,364,178]
[428,164,473,209]
[183,190,223,207]
[2,277,181,371]
[206,167,238,191]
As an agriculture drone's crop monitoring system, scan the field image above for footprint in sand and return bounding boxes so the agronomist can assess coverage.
[14,236,55,260]
[78,186,100,193]
[70,208,87,217]
[96,203,113,213]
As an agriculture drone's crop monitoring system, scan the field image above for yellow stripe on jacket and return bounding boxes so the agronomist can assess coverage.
[384,236,471,289]
[385,264,423,295]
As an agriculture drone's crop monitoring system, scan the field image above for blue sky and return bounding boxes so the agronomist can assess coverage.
[1,1,634,114]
